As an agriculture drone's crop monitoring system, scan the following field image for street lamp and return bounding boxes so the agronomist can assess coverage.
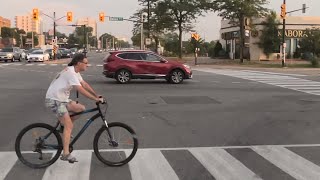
[141,12,148,50]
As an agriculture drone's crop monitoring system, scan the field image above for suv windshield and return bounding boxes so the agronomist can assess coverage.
[1,48,13,52]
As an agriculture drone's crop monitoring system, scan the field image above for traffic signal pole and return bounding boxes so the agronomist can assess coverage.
[53,12,56,60]
[282,0,286,67]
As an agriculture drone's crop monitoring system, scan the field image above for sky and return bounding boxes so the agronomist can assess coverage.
[0,0,316,43]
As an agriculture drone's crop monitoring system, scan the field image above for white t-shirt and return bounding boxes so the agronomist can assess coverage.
[46,66,83,102]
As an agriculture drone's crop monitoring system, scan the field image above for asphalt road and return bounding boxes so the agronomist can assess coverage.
[2,52,320,180]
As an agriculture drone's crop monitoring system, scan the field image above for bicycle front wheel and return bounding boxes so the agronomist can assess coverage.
[15,123,63,168]
[93,122,138,166]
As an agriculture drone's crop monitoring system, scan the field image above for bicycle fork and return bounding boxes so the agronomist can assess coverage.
[102,119,119,147]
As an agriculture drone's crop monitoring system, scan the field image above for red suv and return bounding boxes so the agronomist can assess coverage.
[103,50,192,84]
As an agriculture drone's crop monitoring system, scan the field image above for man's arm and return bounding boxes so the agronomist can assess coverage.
[74,85,99,101]
[80,81,99,98]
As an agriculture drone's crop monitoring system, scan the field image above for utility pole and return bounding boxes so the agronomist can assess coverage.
[280,3,307,67]
[53,12,56,60]
[83,25,87,57]
[32,31,34,48]
[281,0,286,67]
[147,0,150,38]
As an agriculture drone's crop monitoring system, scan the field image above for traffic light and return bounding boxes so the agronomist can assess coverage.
[99,12,105,22]
[32,8,39,21]
[302,4,306,13]
[280,4,286,19]
[191,33,200,41]
[67,12,73,22]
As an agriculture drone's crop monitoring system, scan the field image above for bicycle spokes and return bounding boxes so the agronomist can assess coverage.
[93,122,138,166]
[16,124,62,168]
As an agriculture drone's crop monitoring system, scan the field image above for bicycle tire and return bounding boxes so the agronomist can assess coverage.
[93,122,138,166]
[15,123,63,168]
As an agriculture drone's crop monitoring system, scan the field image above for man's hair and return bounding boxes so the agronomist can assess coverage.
[68,53,85,66]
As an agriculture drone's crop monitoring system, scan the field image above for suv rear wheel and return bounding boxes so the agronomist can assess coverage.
[116,69,132,84]
[169,69,184,84]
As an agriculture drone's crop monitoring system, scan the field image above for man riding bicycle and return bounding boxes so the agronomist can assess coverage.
[45,53,103,163]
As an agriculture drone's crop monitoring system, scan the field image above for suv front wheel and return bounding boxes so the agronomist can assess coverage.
[116,69,132,84]
[169,69,184,84]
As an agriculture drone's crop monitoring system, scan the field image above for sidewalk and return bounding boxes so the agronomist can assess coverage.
[178,57,320,76]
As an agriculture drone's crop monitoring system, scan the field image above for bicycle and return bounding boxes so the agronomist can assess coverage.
[15,101,138,169]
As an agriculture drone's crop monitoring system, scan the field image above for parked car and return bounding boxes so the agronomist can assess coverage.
[70,48,78,57]
[0,47,22,62]
[44,49,62,59]
[103,50,192,84]
[60,49,72,58]
[27,50,50,62]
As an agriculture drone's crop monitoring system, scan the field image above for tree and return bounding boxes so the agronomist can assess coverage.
[67,34,79,47]
[258,11,281,58]
[26,32,39,47]
[213,0,269,62]
[0,27,12,38]
[131,7,175,52]
[74,26,93,48]
[162,33,180,56]
[300,28,320,57]
[154,0,214,58]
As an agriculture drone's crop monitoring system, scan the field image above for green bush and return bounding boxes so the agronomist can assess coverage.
[311,57,319,67]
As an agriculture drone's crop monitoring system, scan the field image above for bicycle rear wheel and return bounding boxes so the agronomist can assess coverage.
[93,122,138,166]
[15,123,63,168]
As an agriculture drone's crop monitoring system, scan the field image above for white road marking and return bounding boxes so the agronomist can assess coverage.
[253,146,320,180]
[190,148,262,180]
[127,149,179,180]
[0,152,17,180]
[42,151,92,180]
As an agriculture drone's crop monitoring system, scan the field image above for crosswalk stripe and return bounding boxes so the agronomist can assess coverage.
[241,70,307,77]
[253,146,320,180]
[196,68,320,96]
[190,148,262,180]
[0,152,17,180]
[126,149,179,180]
[42,150,92,180]
[96,65,103,67]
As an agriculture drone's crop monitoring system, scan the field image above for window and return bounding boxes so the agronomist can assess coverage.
[117,53,127,59]
[142,53,162,62]
[126,53,143,60]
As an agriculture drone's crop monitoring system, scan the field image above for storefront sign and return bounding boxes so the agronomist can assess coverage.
[278,30,308,38]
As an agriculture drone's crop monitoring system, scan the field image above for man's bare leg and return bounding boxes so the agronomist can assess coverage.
[67,101,85,121]
[59,113,73,156]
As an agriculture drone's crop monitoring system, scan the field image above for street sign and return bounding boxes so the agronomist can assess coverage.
[109,17,124,21]
[145,38,151,45]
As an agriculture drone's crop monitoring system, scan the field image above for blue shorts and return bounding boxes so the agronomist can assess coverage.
[45,99,69,117]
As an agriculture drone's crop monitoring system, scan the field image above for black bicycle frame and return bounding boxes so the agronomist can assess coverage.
[69,107,101,146]
[44,104,110,149]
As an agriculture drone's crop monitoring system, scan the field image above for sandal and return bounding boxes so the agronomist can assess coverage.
[60,153,78,163]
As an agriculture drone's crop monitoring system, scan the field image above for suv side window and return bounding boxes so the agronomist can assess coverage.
[117,53,127,59]
[126,53,143,60]
[143,53,162,62]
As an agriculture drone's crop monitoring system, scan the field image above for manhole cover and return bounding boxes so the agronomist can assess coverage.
[161,96,221,104]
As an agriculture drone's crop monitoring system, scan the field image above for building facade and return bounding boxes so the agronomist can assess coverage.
[220,16,320,60]
[15,14,42,34]
[76,18,97,37]
[0,16,11,30]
